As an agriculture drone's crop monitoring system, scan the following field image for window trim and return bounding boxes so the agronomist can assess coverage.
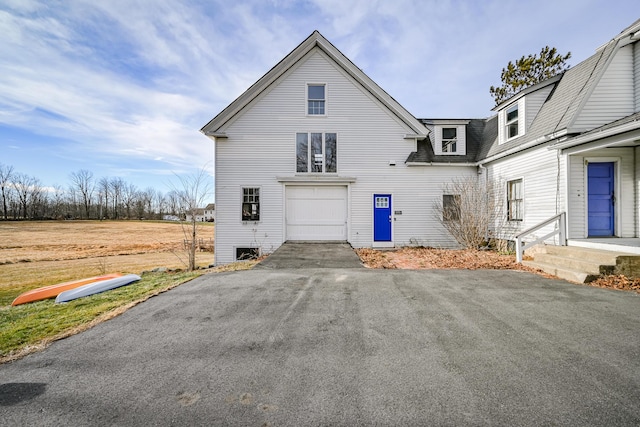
[507,178,524,222]
[443,194,461,221]
[500,99,525,144]
[441,127,458,154]
[295,132,338,174]
[306,83,327,116]
[241,187,261,222]
[434,124,466,155]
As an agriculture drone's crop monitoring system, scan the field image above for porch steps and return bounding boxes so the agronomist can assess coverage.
[523,245,639,283]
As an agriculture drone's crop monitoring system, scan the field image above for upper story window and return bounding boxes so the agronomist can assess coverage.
[442,128,457,153]
[506,104,519,139]
[296,132,337,173]
[499,99,525,144]
[434,123,466,155]
[307,84,325,115]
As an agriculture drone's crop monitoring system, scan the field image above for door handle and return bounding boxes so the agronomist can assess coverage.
[612,191,616,206]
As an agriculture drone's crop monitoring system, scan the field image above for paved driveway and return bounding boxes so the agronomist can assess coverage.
[2,247,640,425]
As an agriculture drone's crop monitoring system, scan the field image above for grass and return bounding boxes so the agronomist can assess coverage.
[1,271,200,362]
[0,220,259,363]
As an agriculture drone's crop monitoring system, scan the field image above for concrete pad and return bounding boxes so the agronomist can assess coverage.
[256,242,364,269]
[2,269,640,426]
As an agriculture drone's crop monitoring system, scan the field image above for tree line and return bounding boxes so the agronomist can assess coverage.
[0,163,193,221]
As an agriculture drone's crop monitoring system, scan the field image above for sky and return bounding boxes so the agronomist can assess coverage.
[1,0,638,195]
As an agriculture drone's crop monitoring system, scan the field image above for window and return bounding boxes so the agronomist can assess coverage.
[236,247,260,261]
[443,194,461,221]
[296,132,337,173]
[507,179,523,221]
[442,127,457,153]
[241,188,260,221]
[307,84,325,115]
[506,104,519,139]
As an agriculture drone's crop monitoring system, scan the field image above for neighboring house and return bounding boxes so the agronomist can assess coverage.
[186,203,216,222]
[202,20,640,265]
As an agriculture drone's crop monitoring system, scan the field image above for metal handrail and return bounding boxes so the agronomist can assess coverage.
[514,212,566,263]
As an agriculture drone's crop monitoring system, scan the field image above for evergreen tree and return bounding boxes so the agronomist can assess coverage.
[490,46,571,105]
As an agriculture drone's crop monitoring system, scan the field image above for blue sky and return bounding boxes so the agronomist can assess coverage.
[1,0,638,194]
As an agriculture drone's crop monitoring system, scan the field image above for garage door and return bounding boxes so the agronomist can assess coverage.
[286,186,348,241]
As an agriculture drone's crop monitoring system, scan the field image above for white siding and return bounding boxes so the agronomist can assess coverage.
[214,48,476,264]
[566,148,636,238]
[573,45,635,131]
[485,146,566,244]
[635,41,640,112]
[525,85,554,129]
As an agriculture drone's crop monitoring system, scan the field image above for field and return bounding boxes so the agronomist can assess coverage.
[0,220,215,305]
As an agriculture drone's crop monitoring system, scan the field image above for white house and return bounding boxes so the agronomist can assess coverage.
[202,19,640,266]
[185,203,215,222]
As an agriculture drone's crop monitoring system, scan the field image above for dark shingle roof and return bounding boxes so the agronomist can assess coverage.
[405,119,486,163]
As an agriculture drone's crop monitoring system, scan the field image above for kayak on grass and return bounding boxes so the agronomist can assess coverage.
[55,274,142,303]
[11,273,124,306]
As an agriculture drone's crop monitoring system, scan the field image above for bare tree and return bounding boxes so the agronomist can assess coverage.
[122,183,137,219]
[110,177,124,219]
[0,163,14,219]
[169,168,213,271]
[12,173,42,219]
[434,176,508,250]
[70,169,95,219]
[98,177,111,219]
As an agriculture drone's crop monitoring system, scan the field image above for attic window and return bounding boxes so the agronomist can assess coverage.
[307,84,325,115]
[442,128,457,153]
[506,104,519,139]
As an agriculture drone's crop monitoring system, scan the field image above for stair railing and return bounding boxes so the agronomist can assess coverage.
[515,212,566,263]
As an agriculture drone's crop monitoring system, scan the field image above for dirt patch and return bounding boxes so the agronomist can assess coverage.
[356,247,639,293]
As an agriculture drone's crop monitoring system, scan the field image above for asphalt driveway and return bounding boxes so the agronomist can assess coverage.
[2,247,640,425]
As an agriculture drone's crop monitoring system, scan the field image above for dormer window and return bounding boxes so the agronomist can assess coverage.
[506,104,519,139]
[307,84,325,115]
[434,122,467,155]
[499,99,525,144]
[442,128,457,153]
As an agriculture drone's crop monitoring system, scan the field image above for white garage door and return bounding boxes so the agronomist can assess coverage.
[286,186,348,241]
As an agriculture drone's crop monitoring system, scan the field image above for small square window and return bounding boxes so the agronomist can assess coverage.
[507,179,523,221]
[242,188,260,221]
[307,84,325,115]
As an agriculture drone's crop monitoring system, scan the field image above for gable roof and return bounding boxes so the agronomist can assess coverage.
[406,119,486,164]
[201,31,427,138]
[477,38,620,162]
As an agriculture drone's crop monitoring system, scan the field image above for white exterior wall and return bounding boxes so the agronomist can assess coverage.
[573,45,635,131]
[567,147,636,238]
[485,146,566,243]
[525,85,554,129]
[213,49,476,264]
[635,41,640,112]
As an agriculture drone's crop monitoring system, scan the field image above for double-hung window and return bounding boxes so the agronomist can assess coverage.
[505,104,519,139]
[442,128,457,153]
[307,84,325,115]
[443,194,461,221]
[507,179,523,221]
[241,187,260,221]
[296,132,337,173]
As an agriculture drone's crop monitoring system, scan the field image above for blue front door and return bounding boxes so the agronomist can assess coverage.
[373,194,392,242]
[588,162,615,237]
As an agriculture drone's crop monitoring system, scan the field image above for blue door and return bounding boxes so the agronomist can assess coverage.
[373,194,392,242]
[588,162,615,237]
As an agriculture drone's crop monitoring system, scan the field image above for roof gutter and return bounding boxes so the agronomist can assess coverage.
[549,119,640,151]
[406,162,477,167]
[478,129,569,165]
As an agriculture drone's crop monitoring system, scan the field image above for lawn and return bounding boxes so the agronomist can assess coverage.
[0,220,243,362]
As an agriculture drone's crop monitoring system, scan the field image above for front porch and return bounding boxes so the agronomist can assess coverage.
[569,238,640,255]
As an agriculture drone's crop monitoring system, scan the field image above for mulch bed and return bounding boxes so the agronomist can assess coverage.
[355,247,640,293]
